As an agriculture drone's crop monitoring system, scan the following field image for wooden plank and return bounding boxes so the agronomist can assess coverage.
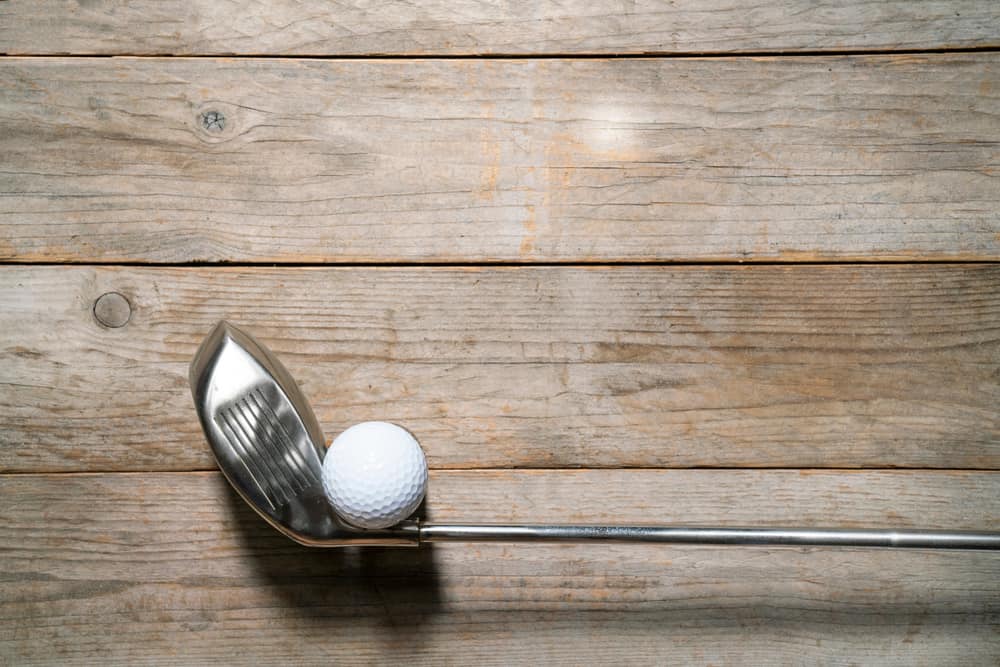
[2,264,997,472]
[2,56,998,263]
[2,469,998,664]
[1,1,999,56]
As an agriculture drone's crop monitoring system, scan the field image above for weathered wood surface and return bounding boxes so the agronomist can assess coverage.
[2,56,999,263]
[2,264,998,472]
[1,469,998,664]
[2,0,999,56]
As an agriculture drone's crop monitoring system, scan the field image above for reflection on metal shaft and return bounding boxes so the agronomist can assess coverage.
[419,524,1000,550]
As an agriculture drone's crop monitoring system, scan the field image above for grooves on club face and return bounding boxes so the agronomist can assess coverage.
[189,321,420,547]
[213,386,320,511]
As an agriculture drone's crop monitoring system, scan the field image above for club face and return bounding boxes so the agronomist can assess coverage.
[189,321,419,547]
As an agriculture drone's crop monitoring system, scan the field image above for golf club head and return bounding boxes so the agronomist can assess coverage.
[189,321,419,547]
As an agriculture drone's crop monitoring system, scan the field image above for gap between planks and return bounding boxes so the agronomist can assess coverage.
[3,259,1000,268]
[3,466,1000,477]
[4,47,1000,59]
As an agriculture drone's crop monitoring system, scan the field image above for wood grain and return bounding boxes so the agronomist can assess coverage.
[1,0,998,56]
[2,56,999,263]
[2,264,997,472]
[1,469,998,664]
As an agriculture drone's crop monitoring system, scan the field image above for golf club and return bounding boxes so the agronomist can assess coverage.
[190,321,1000,551]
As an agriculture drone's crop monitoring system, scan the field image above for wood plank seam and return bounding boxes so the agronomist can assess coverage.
[6,47,1000,59]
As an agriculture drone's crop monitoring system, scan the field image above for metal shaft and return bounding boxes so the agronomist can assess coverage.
[419,524,1000,550]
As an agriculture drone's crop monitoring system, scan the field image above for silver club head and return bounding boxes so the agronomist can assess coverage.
[189,321,419,547]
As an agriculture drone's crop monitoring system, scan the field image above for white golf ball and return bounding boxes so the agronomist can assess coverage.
[321,421,428,529]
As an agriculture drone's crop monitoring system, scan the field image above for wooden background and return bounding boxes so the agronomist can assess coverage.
[2,2,999,664]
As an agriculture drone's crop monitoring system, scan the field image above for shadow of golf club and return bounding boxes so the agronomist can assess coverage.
[222,482,1000,655]
[222,483,444,646]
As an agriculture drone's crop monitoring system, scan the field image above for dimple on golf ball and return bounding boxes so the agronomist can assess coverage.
[321,421,428,529]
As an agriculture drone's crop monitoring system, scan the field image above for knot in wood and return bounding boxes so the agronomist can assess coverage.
[93,292,132,328]
[200,110,226,132]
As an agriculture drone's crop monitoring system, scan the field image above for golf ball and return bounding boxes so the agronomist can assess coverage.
[321,421,428,529]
